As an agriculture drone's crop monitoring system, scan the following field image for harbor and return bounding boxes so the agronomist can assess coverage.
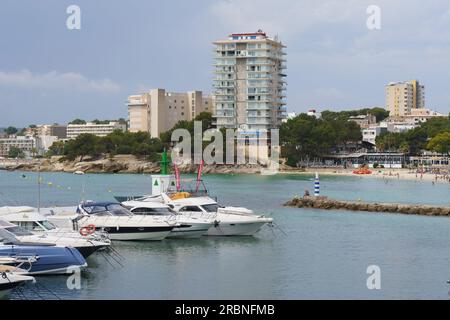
[1,170,450,299]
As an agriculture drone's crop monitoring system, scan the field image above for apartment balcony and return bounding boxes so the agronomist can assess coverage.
[214,83,235,87]
[215,93,235,97]
[215,98,236,103]
[215,76,235,81]
[246,104,272,111]
[246,119,272,125]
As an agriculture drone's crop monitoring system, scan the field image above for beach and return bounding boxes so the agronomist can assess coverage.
[294,167,450,184]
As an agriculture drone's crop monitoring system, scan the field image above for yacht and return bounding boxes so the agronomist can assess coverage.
[46,202,177,241]
[140,193,273,236]
[122,199,213,239]
[0,219,110,258]
[0,265,34,299]
[0,244,87,275]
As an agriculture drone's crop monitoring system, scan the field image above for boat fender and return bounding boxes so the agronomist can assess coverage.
[79,227,90,236]
[214,220,220,228]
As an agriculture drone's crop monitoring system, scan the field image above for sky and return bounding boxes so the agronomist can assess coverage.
[1,0,450,127]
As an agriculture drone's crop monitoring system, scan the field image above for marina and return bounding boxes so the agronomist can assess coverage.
[1,170,450,299]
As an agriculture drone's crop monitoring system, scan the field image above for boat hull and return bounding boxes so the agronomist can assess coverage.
[75,245,108,258]
[206,221,268,236]
[168,223,211,239]
[100,227,173,241]
[0,246,87,275]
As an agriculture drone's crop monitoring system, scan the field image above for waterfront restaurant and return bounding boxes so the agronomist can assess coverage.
[324,151,407,168]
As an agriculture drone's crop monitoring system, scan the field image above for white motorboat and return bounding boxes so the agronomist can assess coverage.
[0,265,34,299]
[122,199,214,239]
[0,220,110,258]
[45,202,177,241]
[0,209,110,243]
[139,193,273,236]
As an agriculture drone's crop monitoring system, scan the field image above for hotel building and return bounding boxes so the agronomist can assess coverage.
[213,31,287,131]
[66,121,126,139]
[386,80,425,116]
[0,136,36,157]
[127,89,214,138]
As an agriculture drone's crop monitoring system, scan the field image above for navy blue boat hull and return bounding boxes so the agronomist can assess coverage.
[0,245,87,275]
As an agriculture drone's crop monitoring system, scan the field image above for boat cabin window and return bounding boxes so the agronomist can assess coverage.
[5,226,34,236]
[10,221,46,232]
[107,204,133,216]
[201,204,219,213]
[131,207,173,216]
[83,204,132,216]
[39,220,56,230]
[179,206,203,212]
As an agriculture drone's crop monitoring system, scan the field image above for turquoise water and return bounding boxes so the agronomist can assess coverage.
[1,170,450,299]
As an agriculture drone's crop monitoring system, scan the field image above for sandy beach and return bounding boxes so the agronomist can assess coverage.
[293,167,450,184]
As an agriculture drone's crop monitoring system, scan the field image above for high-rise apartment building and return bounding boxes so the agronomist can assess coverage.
[127,89,214,138]
[386,80,425,116]
[213,31,287,131]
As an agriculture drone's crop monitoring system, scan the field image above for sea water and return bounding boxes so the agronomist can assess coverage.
[1,170,450,299]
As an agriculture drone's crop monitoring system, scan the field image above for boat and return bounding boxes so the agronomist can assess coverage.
[138,193,273,236]
[0,244,87,275]
[1,207,111,242]
[122,199,214,239]
[0,219,110,258]
[352,168,372,174]
[0,265,34,299]
[46,202,177,241]
[115,152,273,236]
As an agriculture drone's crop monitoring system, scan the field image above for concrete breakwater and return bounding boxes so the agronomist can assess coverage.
[284,196,450,217]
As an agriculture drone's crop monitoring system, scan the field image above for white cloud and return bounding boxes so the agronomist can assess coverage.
[0,69,121,93]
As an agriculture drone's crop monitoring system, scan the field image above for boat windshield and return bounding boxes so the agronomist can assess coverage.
[131,207,174,216]
[107,204,133,216]
[5,226,34,236]
[39,220,57,230]
[201,204,219,213]
[84,204,132,216]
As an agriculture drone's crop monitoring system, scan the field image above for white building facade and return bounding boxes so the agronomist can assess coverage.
[67,122,126,139]
[213,31,287,131]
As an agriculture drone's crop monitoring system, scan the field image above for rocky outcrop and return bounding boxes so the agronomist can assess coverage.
[284,196,450,217]
[2,155,294,174]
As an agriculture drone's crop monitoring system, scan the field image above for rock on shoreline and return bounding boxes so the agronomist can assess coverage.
[2,155,296,174]
[284,196,450,217]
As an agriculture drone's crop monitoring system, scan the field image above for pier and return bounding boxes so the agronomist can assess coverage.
[284,196,450,217]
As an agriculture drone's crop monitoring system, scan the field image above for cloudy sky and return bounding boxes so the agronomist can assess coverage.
[1,0,450,127]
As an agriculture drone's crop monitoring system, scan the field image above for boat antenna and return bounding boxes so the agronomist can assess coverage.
[161,149,169,175]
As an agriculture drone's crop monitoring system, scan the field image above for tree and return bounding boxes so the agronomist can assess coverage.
[69,119,86,125]
[279,113,362,166]
[5,126,18,136]
[427,132,450,154]
[368,107,389,122]
[8,147,25,159]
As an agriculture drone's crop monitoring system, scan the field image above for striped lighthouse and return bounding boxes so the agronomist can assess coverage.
[314,172,320,196]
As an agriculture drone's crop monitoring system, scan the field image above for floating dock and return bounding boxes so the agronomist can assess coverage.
[284,196,450,217]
